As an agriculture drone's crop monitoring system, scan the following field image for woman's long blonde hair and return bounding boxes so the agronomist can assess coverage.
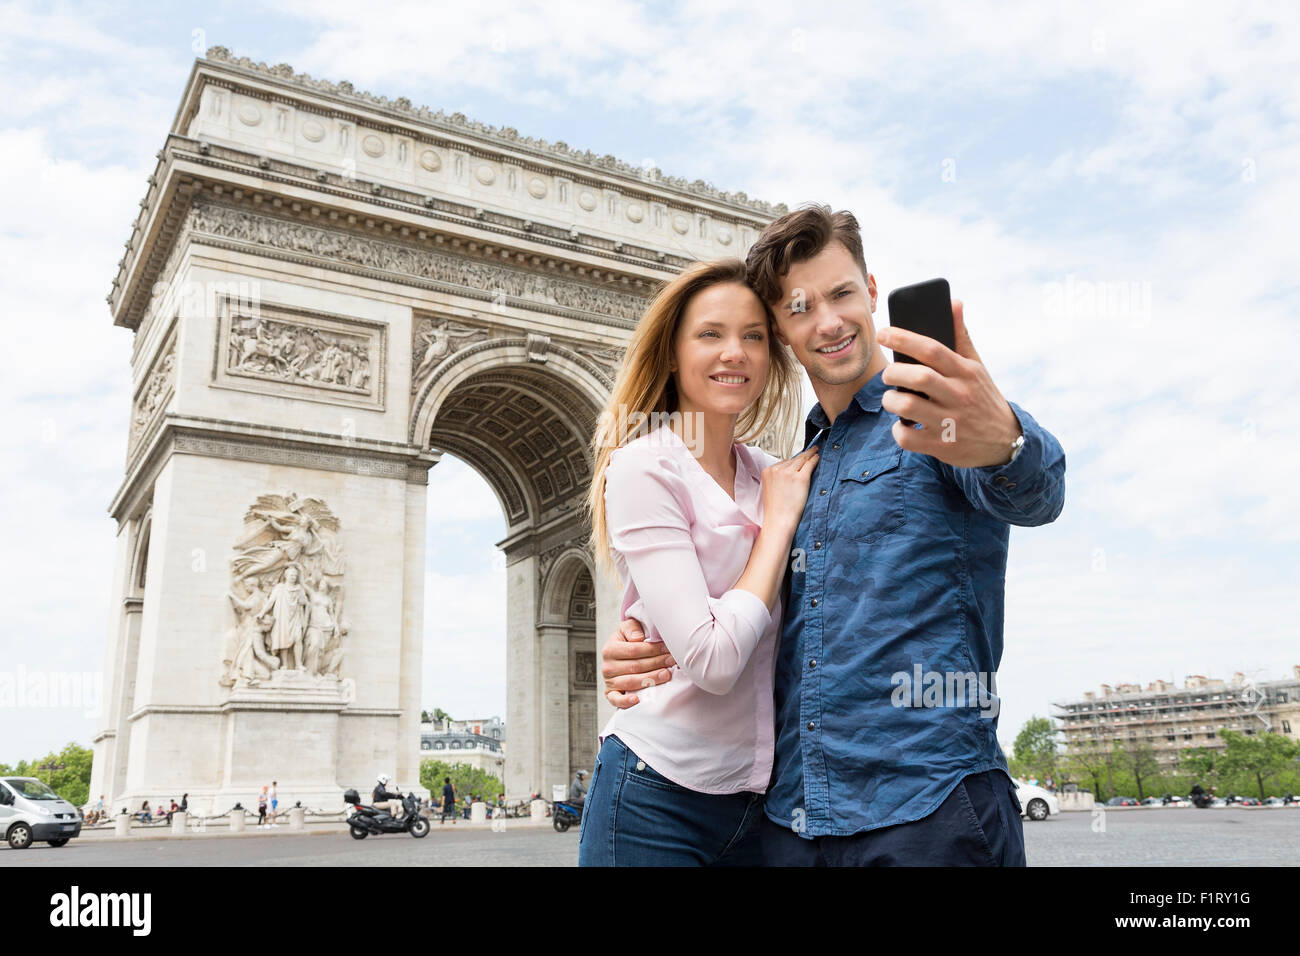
[587,258,802,579]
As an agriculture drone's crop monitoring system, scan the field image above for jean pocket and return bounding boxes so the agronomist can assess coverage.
[577,758,602,844]
[624,754,691,795]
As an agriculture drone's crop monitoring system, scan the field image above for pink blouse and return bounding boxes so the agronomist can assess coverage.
[599,421,781,794]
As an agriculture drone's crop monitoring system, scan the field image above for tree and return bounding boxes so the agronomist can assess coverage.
[1063,741,1111,798]
[419,759,503,804]
[0,742,94,808]
[1218,730,1299,799]
[1178,746,1218,792]
[1114,740,1161,800]
[1011,716,1058,783]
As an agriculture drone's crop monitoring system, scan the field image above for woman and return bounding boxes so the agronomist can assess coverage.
[578,258,816,866]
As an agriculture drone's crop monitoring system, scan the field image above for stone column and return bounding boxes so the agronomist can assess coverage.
[397,474,430,797]
[505,553,539,798]
[537,622,570,800]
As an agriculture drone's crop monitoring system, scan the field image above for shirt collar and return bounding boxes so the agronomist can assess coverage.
[804,368,889,442]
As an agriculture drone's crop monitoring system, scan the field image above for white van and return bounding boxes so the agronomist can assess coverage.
[0,777,83,849]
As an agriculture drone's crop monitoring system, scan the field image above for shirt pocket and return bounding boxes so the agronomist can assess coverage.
[834,449,906,542]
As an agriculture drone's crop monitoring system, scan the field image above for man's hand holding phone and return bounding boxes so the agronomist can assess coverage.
[878,298,1023,469]
[601,618,673,708]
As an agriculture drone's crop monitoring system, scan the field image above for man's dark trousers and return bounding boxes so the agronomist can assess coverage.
[761,770,1027,866]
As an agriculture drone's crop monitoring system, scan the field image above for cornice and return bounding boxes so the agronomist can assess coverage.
[195,46,787,220]
[108,413,436,523]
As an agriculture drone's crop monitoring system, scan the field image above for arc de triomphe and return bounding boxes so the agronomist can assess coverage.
[90,47,785,810]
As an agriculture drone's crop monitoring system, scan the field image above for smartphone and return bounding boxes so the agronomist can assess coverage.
[886,278,955,362]
[886,278,955,425]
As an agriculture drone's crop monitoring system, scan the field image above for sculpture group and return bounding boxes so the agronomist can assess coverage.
[220,493,348,687]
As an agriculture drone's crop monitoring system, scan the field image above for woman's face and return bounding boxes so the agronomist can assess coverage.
[671,282,770,419]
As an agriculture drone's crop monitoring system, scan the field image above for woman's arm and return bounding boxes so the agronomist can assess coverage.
[604,448,805,695]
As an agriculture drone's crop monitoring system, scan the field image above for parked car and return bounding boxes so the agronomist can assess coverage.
[1236,796,1261,807]
[1140,797,1162,806]
[1262,797,1286,806]
[1163,795,1189,806]
[1014,780,1059,821]
[0,777,83,849]
[1106,796,1140,807]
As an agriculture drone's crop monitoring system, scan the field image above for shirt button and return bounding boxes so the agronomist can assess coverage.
[809,660,817,669]
[819,489,827,496]
[994,476,1009,486]
[832,443,840,450]
[807,721,816,731]
[1005,481,1018,489]
[810,598,819,607]
[635,761,645,771]
[862,469,871,477]
[813,541,822,549]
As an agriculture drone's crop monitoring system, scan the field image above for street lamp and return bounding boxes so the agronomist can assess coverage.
[38,761,65,786]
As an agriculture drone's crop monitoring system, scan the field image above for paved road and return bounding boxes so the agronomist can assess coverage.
[3,808,1296,866]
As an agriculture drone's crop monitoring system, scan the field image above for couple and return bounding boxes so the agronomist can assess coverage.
[577,204,1066,867]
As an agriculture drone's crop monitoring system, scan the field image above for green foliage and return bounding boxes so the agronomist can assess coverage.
[419,759,503,803]
[1009,716,1059,782]
[1217,729,1300,799]
[0,742,94,808]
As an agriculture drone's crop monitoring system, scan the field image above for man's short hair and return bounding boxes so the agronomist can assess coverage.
[745,203,869,306]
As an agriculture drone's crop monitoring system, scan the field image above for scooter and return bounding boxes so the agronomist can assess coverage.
[553,799,583,832]
[344,789,430,839]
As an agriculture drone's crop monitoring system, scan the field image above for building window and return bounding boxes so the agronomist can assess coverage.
[421,741,430,750]
[1278,692,1289,703]
[1284,720,1292,734]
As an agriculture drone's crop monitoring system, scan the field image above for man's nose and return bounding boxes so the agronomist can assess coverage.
[811,300,845,337]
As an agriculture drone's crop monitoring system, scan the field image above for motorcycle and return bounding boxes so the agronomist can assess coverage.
[1190,787,1213,809]
[344,789,430,839]
[552,799,583,833]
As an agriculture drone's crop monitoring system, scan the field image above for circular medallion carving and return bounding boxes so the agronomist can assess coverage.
[528,177,548,199]
[671,213,689,234]
[476,164,497,185]
[300,119,325,142]
[362,134,385,158]
[717,227,733,245]
[578,190,597,211]
[626,203,645,223]
[419,149,441,171]
[236,103,262,126]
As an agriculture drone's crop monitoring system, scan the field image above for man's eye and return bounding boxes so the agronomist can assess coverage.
[834,290,851,298]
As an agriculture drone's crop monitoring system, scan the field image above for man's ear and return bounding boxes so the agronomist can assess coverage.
[866,272,878,313]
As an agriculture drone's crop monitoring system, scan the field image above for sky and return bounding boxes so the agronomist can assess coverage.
[1,0,1297,764]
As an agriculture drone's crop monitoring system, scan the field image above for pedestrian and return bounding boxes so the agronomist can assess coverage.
[258,786,268,827]
[440,777,456,825]
[269,780,279,827]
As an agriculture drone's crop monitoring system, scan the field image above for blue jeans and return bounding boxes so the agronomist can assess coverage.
[761,769,1027,866]
[577,735,766,867]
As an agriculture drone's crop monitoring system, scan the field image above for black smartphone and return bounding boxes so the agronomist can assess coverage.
[886,278,956,425]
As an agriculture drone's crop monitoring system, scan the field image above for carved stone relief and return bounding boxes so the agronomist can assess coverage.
[211,295,387,411]
[221,492,348,688]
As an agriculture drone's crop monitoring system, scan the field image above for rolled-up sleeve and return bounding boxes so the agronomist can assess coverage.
[605,448,772,695]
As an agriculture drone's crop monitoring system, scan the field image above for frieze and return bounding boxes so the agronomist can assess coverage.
[185,201,647,324]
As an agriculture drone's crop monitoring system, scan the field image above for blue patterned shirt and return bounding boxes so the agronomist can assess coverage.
[765,368,1066,837]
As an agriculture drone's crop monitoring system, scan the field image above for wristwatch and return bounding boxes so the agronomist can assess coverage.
[1007,433,1026,464]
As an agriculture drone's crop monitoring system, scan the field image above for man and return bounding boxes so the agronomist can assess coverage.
[569,770,588,812]
[372,774,403,819]
[602,204,1065,865]
[440,777,457,825]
